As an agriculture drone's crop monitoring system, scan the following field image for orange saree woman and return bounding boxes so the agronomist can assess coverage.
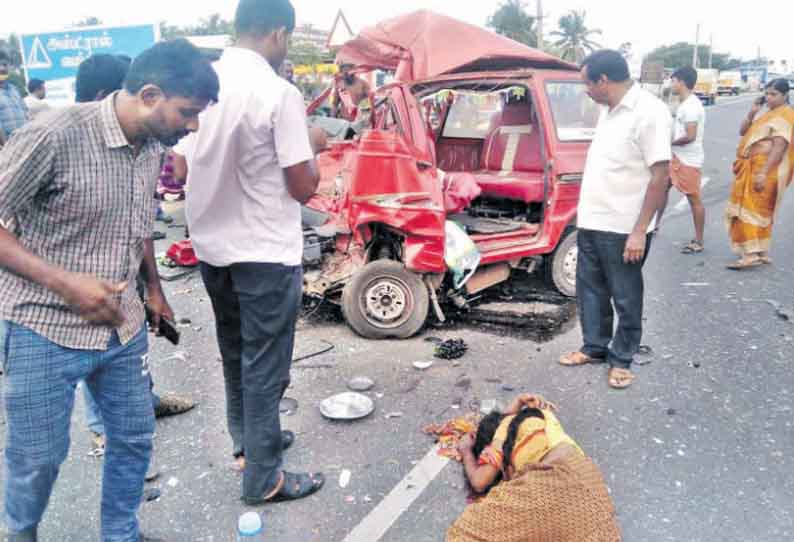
[725,79,794,268]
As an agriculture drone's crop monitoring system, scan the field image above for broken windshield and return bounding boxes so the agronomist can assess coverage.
[545,81,600,142]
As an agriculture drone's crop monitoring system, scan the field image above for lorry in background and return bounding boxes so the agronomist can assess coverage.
[717,71,743,96]
[694,69,719,105]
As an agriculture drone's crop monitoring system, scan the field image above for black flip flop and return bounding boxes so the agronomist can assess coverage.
[243,471,325,505]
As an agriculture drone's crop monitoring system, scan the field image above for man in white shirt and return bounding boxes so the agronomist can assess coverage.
[23,79,49,120]
[659,66,706,253]
[173,0,324,505]
[559,50,672,389]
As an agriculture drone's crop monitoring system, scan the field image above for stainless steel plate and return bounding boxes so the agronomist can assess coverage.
[320,392,375,420]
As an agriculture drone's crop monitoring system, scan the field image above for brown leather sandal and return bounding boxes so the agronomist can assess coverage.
[559,351,598,366]
[726,257,763,270]
[608,368,635,389]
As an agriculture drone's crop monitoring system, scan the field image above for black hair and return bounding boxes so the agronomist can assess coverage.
[124,39,219,103]
[235,0,296,36]
[469,407,546,495]
[27,78,45,94]
[473,412,504,459]
[581,49,631,84]
[766,78,790,95]
[0,49,10,63]
[501,407,545,476]
[671,66,697,90]
[75,54,129,103]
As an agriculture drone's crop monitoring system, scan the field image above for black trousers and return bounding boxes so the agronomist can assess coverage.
[200,261,302,499]
[576,228,652,370]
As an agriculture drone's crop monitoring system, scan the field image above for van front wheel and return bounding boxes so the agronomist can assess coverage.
[545,229,577,298]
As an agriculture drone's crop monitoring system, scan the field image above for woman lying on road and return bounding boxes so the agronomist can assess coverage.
[726,79,794,269]
[447,394,621,542]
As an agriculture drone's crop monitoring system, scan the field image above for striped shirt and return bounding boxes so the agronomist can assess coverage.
[0,93,162,350]
[0,82,29,138]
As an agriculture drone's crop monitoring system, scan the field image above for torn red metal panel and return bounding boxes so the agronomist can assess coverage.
[336,10,577,82]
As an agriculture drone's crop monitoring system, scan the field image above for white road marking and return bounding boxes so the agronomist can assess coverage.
[673,176,711,212]
[341,445,450,542]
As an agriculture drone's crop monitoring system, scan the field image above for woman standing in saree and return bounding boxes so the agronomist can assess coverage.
[726,79,794,269]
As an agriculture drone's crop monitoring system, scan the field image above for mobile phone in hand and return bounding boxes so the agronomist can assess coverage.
[144,305,181,345]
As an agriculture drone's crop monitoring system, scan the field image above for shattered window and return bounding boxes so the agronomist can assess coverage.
[441,91,504,139]
[545,82,600,141]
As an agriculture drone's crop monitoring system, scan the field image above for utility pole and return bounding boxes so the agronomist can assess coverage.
[692,23,700,68]
[536,0,544,51]
[708,34,713,69]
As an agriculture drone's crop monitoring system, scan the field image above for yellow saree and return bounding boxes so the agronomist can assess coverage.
[726,105,794,254]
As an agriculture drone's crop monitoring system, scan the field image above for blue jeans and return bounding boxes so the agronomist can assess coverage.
[576,229,652,369]
[83,375,160,435]
[2,323,154,542]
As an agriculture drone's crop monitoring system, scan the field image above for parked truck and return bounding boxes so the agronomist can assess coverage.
[694,69,719,105]
[718,71,743,96]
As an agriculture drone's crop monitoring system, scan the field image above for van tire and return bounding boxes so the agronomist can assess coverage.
[342,260,429,339]
[546,229,578,298]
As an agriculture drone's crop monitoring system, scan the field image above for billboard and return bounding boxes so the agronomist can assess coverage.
[20,24,158,106]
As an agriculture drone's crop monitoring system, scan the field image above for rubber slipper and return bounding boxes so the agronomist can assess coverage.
[243,471,325,505]
[681,241,704,254]
[726,257,763,270]
[559,351,601,366]
[608,368,635,389]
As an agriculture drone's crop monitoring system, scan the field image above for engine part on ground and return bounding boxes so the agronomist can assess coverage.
[165,240,199,267]
[464,263,512,295]
[434,338,468,360]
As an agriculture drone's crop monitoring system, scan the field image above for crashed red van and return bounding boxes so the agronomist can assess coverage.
[302,10,600,339]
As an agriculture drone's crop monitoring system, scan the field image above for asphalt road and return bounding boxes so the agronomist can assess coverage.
[3,93,793,542]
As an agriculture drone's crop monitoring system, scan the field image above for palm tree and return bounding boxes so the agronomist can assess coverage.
[551,10,602,63]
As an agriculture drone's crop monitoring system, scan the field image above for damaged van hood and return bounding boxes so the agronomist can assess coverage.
[336,10,577,82]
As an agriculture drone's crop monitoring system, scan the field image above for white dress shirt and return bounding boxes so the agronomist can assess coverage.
[175,47,314,267]
[577,83,672,234]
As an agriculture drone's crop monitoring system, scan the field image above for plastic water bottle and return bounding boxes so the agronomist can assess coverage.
[237,512,264,541]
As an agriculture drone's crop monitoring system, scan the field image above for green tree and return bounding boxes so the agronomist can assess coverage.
[0,35,23,67]
[288,41,327,66]
[159,13,235,41]
[645,42,742,71]
[487,0,537,48]
[550,10,601,63]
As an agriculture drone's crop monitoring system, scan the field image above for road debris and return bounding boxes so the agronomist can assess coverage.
[434,338,468,360]
[347,376,375,392]
[143,488,162,503]
[320,392,375,420]
[423,414,479,461]
[339,469,352,488]
[279,397,299,416]
[455,376,472,389]
[385,412,404,419]
[167,477,179,488]
[413,361,434,370]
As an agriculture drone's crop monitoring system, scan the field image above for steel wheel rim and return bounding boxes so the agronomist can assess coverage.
[360,275,414,329]
[561,245,578,291]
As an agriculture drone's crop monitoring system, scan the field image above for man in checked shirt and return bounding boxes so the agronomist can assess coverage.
[0,40,218,542]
